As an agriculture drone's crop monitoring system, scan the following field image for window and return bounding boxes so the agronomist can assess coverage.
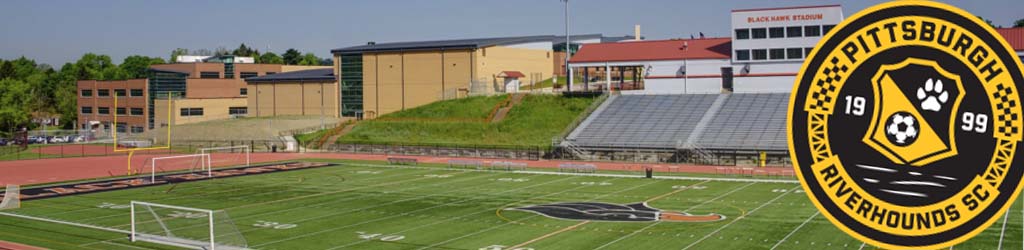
[114,89,126,97]
[81,106,92,114]
[200,72,220,79]
[97,89,110,97]
[752,49,768,60]
[103,122,110,130]
[130,108,144,116]
[240,88,248,96]
[769,27,785,38]
[131,126,144,134]
[805,47,814,57]
[735,29,750,40]
[240,72,258,79]
[787,48,804,59]
[786,26,803,38]
[823,25,836,34]
[805,25,822,37]
[130,89,144,97]
[751,28,767,39]
[116,107,126,115]
[81,89,93,97]
[228,107,248,115]
[98,107,110,115]
[769,49,786,60]
[265,72,277,75]
[735,50,751,61]
[180,108,204,117]
[116,123,127,133]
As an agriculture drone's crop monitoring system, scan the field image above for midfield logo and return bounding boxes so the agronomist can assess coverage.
[787,1,1024,249]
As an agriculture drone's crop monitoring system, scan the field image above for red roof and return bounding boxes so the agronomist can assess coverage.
[998,28,1024,52]
[499,71,525,78]
[569,38,732,63]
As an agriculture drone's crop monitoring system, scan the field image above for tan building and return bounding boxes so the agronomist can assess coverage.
[153,97,249,126]
[76,79,149,134]
[244,69,338,117]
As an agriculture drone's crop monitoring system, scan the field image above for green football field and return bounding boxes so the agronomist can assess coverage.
[0,160,1021,250]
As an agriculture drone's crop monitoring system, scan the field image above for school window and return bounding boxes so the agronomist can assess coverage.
[751,28,767,39]
[265,72,277,75]
[735,29,750,40]
[97,89,110,97]
[823,25,836,34]
[116,123,127,133]
[81,106,92,114]
[769,27,785,38]
[130,89,144,97]
[769,48,786,60]
[81,89,93,97]
[240,72,258,79]
[98,107,110,114]
[116,107,126,115]
[752,49,768,60]
[240,88,248,96]
[735,50,751,61]
[787,48,804,59]
[228,107,248,115]
[114,89,126,97]
[130,108,144,116]
[786,26,803,38]
[180,108,204,117]
[131,126,144,133]
[200,72,220,79]
[805,25,822,37]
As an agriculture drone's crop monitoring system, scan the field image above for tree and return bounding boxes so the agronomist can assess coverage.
[282,48,301,65]
[0,79,33,133]
[73,53,115,80]
[169,48,189,63]
[978,16,1001,28]
[232,43,259,57]
[214,47,230,56]
[1015,18,1024,28]
[120,55,166,79]
[0,61,12,79]
[298,53,323,66]
[259,52,285,64]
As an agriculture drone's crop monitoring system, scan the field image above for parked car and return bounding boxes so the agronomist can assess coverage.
[49,136,67,143]
[0,138,8,146]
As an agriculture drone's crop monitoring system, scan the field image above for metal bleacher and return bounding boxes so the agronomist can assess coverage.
[564,93,790,152]
[694,93,789,151]
[566,94,720,149]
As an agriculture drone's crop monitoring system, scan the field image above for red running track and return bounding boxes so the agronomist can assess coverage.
[0,152,795,186]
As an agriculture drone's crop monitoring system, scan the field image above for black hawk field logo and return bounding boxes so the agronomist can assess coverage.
[788,1,1024,249]
[511,202,724,223]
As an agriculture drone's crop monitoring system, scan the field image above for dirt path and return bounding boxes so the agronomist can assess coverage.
[490,93,525,123]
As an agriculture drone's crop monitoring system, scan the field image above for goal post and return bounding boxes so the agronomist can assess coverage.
[149,154,211,183]
[130,201,247,250]
[198,145,251,171]
[0,184,19,210]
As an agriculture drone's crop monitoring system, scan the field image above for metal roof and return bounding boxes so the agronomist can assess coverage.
[331,35,555,54]
[998,28,1024,52]
[245,68,335,83]
[569,38,732,63]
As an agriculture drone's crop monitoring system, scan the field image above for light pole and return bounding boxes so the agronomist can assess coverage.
[562,0,572,91]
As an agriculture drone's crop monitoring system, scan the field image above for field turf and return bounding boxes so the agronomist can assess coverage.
[0,160,1021,250]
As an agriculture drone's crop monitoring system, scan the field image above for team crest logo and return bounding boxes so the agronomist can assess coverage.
[788,1,1024,249]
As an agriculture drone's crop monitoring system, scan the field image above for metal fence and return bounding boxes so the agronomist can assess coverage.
[0,140,286,161]
[324,143,543,160]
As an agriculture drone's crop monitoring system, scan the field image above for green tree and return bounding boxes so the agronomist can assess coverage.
[169,48,189,63]
[282,48,301,65]
[73,53,115,80]
[0,61,12,79]
[298,53,322,66]
[259,52,285,64]
[0,79,33,132]
[232,43,259,57]
[1014,18,1024,28]
[120,55,166,79]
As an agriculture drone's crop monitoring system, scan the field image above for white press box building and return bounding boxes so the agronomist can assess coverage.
[567,5,845,94]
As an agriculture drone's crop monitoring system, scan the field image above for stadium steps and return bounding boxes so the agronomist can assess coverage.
[681,93,730,149]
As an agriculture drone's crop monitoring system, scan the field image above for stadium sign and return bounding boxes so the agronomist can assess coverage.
[787,1,1024,248]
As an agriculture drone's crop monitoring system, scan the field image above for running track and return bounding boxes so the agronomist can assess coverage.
[0,152,795,186]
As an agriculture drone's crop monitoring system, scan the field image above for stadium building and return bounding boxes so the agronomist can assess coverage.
[567,5,844,94]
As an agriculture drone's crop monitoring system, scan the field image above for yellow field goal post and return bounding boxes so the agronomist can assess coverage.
[113,91,178,176]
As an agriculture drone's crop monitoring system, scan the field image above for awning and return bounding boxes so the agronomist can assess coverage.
[498,71,526,78]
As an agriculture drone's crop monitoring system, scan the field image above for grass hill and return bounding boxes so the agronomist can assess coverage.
[336,94,597,148]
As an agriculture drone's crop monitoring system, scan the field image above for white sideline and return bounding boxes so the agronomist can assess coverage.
[998,207,1011,250]
[770,212,819,250]
[681,186,800,250]
[0,211,128,234]
[346,162,799,184]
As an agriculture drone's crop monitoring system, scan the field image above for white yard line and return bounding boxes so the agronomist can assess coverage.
[770,212,819,250]
[999,207,1011,250]
[859,242,866,250]
[681,185,799,250]
[413,179,684,250]
[592,182,756,250]
[253,175,586,247]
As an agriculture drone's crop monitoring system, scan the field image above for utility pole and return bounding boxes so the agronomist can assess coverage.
[563,0,572,92]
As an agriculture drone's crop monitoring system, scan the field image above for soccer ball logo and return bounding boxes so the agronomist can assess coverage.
[885,111,919,146]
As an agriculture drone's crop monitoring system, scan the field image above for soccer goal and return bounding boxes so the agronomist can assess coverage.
[149,154,211,183]
[198,145,251,172]
[0,184,19,210]
[130,201,247,250]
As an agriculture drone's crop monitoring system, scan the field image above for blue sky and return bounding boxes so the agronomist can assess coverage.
[1,0,1020,66]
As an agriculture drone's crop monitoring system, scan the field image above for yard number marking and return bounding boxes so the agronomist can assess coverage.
[480,245,534,250]
[253,220,298,229]
[356,232,405,242]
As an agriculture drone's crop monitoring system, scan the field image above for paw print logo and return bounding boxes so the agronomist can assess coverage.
[917,78,950,112]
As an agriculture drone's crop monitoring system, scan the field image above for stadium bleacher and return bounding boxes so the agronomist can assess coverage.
[566,94,719,149]
[694,93,789,151]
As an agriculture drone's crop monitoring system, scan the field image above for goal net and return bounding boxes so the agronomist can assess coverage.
[147,154,211,183]
[198,145,251,171]
[130,201,247,250]
[0,184,19,210]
